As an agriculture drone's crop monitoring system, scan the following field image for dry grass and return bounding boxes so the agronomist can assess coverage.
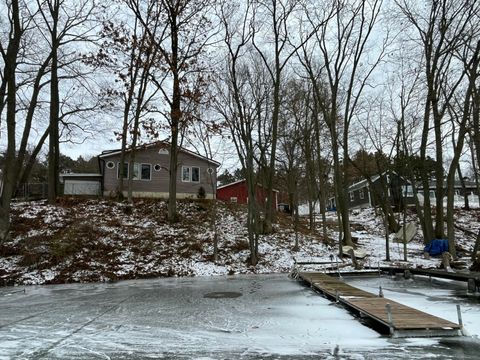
[3,197,326,285]
[228,238,250,252]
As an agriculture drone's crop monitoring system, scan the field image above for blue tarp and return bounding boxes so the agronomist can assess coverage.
[424,239,449,256]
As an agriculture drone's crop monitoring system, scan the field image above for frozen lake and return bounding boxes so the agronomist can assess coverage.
[0,273,479,359]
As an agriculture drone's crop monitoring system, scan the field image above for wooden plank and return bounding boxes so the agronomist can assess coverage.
[297,272,462,337]
[347,297,460,330]
[371,266,480,283]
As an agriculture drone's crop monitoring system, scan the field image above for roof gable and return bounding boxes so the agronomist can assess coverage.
[347,171,409,192]
[98,141,220,166]
[217,179,279,192]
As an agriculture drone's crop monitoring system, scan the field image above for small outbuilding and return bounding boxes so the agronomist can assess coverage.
[216,179,279,210]
[60,173,102,196]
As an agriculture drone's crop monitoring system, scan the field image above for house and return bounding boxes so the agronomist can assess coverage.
[216,179,279,210]
[60,173,102,196]
[418,179,478,200]
[98,142,220,199]
[346,173,415,209]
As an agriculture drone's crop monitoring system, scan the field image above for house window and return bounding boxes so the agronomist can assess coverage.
[192,167,200,182]
[207,167,214,174]
[117,162,129,179]
[359,189,364,199]
[141,164,151,180]
[154,164,161,172]
[182,166,200,182]
[349,191,354,202]
[106,161,115,169]
[117,162,151,180]
[230,197,237,203]
[132,163,140,180]
[182,166,191,182]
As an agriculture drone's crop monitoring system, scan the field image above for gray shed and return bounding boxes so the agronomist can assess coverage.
[60,173,102,196]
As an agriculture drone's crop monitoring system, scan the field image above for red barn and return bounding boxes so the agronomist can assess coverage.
[216,179,278,210]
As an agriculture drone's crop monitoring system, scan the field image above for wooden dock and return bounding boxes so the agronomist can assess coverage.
[298,272,462,338]
[372,266,480,292]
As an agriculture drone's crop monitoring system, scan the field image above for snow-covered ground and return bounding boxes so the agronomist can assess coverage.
[2,199,337,285]
[0,274,478,359]
[2,199,479,286]
[2,199,480,358]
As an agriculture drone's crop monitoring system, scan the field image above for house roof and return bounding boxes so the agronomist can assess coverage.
[347,171,411,192]
[217,179,246,190]
[217,179,279,192]
[348,174,384,192]
[420,180,478,190]
[98,141,221,167]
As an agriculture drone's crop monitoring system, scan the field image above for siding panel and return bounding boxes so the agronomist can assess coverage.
[101,145,217,198]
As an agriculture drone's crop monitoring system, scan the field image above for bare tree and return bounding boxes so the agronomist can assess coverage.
[277,78,305,250]
[128,0,216,222]
[31,0,101,203]
[187,115,223,262]
[250,0,322,233]
[395,0,480,245]
[215,0,271,265]
[300,0,386,254]
[0,0,24,241]
[444,37,480,257]
[470,45,480,261]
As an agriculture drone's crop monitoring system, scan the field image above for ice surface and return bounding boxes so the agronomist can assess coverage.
[1,274,479,359]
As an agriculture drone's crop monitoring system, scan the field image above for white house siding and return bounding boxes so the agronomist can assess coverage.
[64,180,101,196]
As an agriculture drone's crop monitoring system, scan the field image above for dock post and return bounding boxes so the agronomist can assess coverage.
[379,286,384,297]
[336,290,339,303]
[386,303,394,335]
[456,304,463,328]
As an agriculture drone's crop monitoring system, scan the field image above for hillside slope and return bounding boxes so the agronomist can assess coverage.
[1,198,328,285]
[2,198,477,286]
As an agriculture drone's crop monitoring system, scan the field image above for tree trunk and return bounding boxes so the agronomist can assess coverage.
[332,144,352,256]
[293,182,299,251]
[246,156,258,266]
[18,127,50,186]
[402,202,407,261]
[263,73,281,234]
[457,165,469,210]
[118,103,130,199]
[433,114,445,239]
[472,230,480,262]
[446,41,479,258]
[48,1,60,204]
[168,13,180,223]
[0,0,22,242]
[384,211,390,261]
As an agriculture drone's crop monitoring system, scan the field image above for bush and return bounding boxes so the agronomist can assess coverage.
[197,186,206,199]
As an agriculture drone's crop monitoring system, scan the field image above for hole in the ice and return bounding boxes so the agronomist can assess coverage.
[203,291,242,299]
